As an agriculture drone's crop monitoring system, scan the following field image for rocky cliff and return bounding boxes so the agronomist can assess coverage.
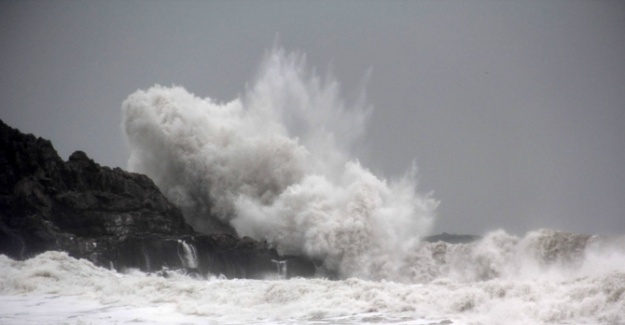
[0,119,314,279]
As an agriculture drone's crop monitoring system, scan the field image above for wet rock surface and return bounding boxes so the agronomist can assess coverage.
[0,119,314,279]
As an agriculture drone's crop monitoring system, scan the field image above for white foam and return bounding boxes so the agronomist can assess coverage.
[411,229,625,283]
[122,48,437,280]
[1,250,624,324]
[0,294,207,325]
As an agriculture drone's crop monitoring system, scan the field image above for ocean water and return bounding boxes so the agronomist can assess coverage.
[3,48,624,324]
[1,229,624,325]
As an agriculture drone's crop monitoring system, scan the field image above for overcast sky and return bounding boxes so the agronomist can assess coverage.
[2,1,624,236]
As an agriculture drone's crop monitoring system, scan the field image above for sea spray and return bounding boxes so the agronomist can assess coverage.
[122,48,438,280]
[411,229,625,283]
[2,237,624,325]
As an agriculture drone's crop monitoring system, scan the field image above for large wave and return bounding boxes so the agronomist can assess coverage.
[121,48,438,280]
[412,229,625,283]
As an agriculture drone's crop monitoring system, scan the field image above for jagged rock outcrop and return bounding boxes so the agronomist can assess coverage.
[0,119,315,279]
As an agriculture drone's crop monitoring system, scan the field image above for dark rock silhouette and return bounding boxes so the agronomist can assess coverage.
[0,119,315,279]
[424,232,481,244]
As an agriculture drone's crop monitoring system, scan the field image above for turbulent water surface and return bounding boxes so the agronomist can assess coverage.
[2,49,624,324]
[1,230,624,324]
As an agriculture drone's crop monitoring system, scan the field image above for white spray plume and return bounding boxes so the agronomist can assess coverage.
[122,48,438,280]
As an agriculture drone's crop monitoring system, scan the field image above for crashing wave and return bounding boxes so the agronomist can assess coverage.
[122,48,437,281]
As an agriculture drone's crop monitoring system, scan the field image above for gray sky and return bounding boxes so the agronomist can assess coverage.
[2,1,624,236]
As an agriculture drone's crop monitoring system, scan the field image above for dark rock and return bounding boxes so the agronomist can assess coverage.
[424,232,481,244]
[101,233,315,279]
[0,119,315,279]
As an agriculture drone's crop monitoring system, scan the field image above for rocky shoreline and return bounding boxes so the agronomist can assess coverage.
[0,119,315,279]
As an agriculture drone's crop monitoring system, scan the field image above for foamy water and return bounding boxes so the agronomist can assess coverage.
[3,48,624,324]
[1,230,624,324]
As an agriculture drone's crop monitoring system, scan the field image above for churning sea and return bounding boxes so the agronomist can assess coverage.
[1,229,624,325]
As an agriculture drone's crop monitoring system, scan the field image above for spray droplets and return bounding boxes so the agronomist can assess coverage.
[122,48,437,280]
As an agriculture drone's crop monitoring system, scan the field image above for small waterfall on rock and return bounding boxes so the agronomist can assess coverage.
[177,240,199,269]
[141,246,151,271]
[271,259,288,279]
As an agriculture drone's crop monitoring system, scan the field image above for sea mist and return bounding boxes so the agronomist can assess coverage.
[122,48,438,281]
